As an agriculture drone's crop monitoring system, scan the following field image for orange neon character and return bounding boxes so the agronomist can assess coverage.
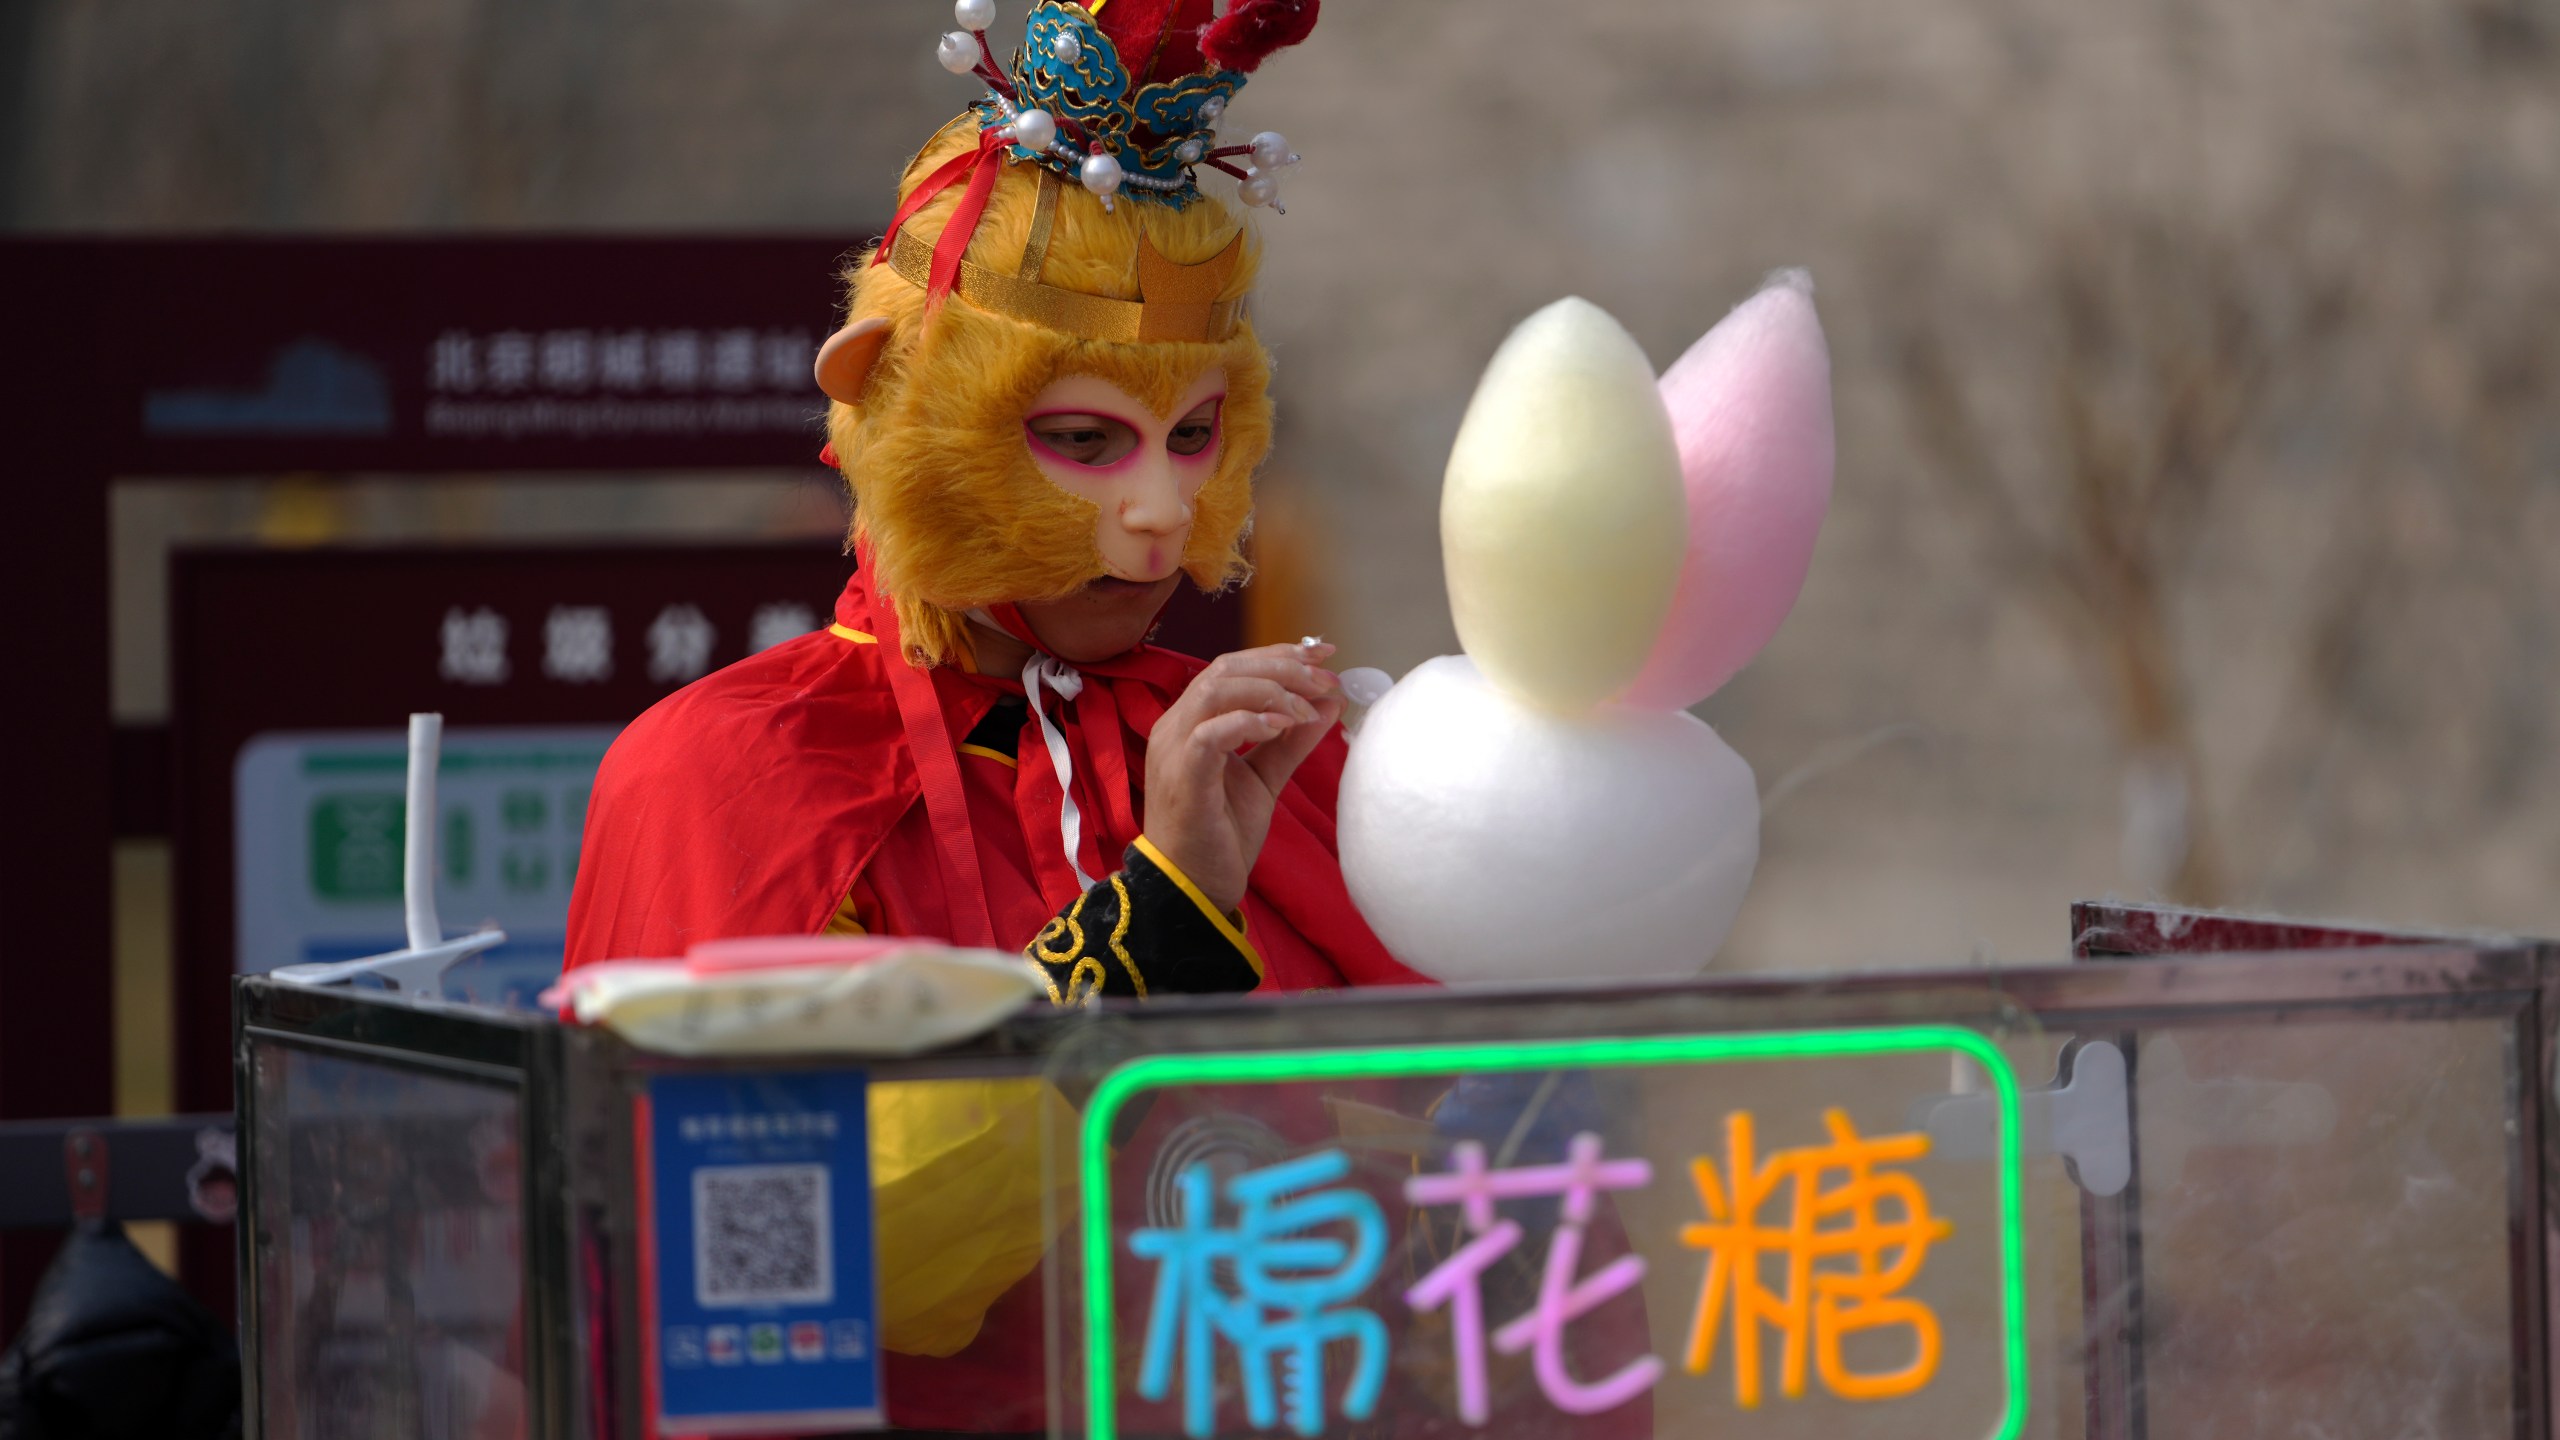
[1680,1109,1953,1407]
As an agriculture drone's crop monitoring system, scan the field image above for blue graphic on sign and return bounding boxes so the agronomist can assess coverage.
[144,337,392,435]
[648,1071,881,1431]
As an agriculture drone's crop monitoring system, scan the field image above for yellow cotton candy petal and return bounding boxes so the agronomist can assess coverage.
[868,1078,1079,1357]
[1441,297,1687,712]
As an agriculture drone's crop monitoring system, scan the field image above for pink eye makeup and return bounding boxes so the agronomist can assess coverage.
[1023,393,1225,471]
[1025,409,1144,469]
[1166,396,1224,460]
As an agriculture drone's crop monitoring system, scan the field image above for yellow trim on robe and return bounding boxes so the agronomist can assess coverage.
[1132,834,1263,979]
[829,623,878,644]
[1066,954,1106,1005]
[1106,873,1146,998]
[1032,895,1087,964]
[957,742,1020,768]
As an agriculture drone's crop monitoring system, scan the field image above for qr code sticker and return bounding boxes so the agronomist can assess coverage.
[693,1163,834,1308]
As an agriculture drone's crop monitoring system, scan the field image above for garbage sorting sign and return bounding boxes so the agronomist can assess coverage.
[233,725,619,1005]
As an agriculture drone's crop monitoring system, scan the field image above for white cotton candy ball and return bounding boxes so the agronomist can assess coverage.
[1338,656,1759,984]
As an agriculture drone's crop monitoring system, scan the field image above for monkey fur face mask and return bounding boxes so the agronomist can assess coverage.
[816,118,1272,667]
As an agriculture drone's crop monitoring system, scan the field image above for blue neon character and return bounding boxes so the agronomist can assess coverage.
[1131,1147,1389,1438]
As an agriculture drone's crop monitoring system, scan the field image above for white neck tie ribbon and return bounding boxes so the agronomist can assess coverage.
[1019,652,1096,890]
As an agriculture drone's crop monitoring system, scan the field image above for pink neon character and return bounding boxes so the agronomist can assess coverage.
[1403,1130,1663,1423]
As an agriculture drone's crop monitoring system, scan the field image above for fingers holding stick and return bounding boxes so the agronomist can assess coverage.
[1186,675,1322,728]
[1189,707,1294,760]
[1195,646,1340,701]
[1243,694,1345,790]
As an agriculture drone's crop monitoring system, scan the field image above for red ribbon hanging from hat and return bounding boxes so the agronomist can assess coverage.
[870,125,1009,315]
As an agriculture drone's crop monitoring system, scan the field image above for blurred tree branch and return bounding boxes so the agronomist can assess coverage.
[1884,205,2353,904]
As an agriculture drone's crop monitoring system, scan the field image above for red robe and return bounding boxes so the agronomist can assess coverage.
[564,567,1428,1429]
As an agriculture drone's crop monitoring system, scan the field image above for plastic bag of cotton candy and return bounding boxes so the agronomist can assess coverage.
[1339,274,1834,984]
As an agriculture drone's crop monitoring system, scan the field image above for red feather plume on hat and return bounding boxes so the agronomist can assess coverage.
[1201,0,1320,71]
[1095,0,1320,85]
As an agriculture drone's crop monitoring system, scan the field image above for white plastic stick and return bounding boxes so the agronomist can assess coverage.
[405,712,443,952]
[272,711,503,995]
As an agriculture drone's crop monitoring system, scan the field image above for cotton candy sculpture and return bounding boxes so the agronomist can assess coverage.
[1339,274,1833,983]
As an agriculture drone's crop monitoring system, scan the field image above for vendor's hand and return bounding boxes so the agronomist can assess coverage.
[1143,642,1345,913]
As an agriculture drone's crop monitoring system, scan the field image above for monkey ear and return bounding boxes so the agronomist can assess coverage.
[814,316,893,406]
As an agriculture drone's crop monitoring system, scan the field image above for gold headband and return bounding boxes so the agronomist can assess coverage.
[885,170,1247,343]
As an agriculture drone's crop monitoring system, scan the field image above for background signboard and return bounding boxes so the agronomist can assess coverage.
[4,233,870,1333]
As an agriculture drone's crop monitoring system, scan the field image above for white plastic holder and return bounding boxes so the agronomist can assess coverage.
[1918,1039,2132,1197]
[273,713,506,996]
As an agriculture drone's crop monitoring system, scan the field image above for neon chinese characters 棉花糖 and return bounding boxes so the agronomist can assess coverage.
[1082,1026,2028,1440]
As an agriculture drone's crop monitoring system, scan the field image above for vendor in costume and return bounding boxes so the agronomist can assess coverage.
[562,0,1428,1427]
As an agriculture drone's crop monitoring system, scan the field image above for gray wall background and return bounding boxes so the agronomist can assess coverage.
[13,0,2559,972]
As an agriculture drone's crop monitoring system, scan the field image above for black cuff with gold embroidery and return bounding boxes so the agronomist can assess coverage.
[1026,840,1264,1005]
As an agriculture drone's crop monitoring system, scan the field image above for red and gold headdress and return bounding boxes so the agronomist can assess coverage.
[939,0,1314,210]
[869,0,1314,345]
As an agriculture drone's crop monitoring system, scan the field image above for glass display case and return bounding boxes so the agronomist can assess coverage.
[234,903,2560,1440]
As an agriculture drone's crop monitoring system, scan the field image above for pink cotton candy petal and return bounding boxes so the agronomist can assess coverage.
[1618,270,1834,711]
